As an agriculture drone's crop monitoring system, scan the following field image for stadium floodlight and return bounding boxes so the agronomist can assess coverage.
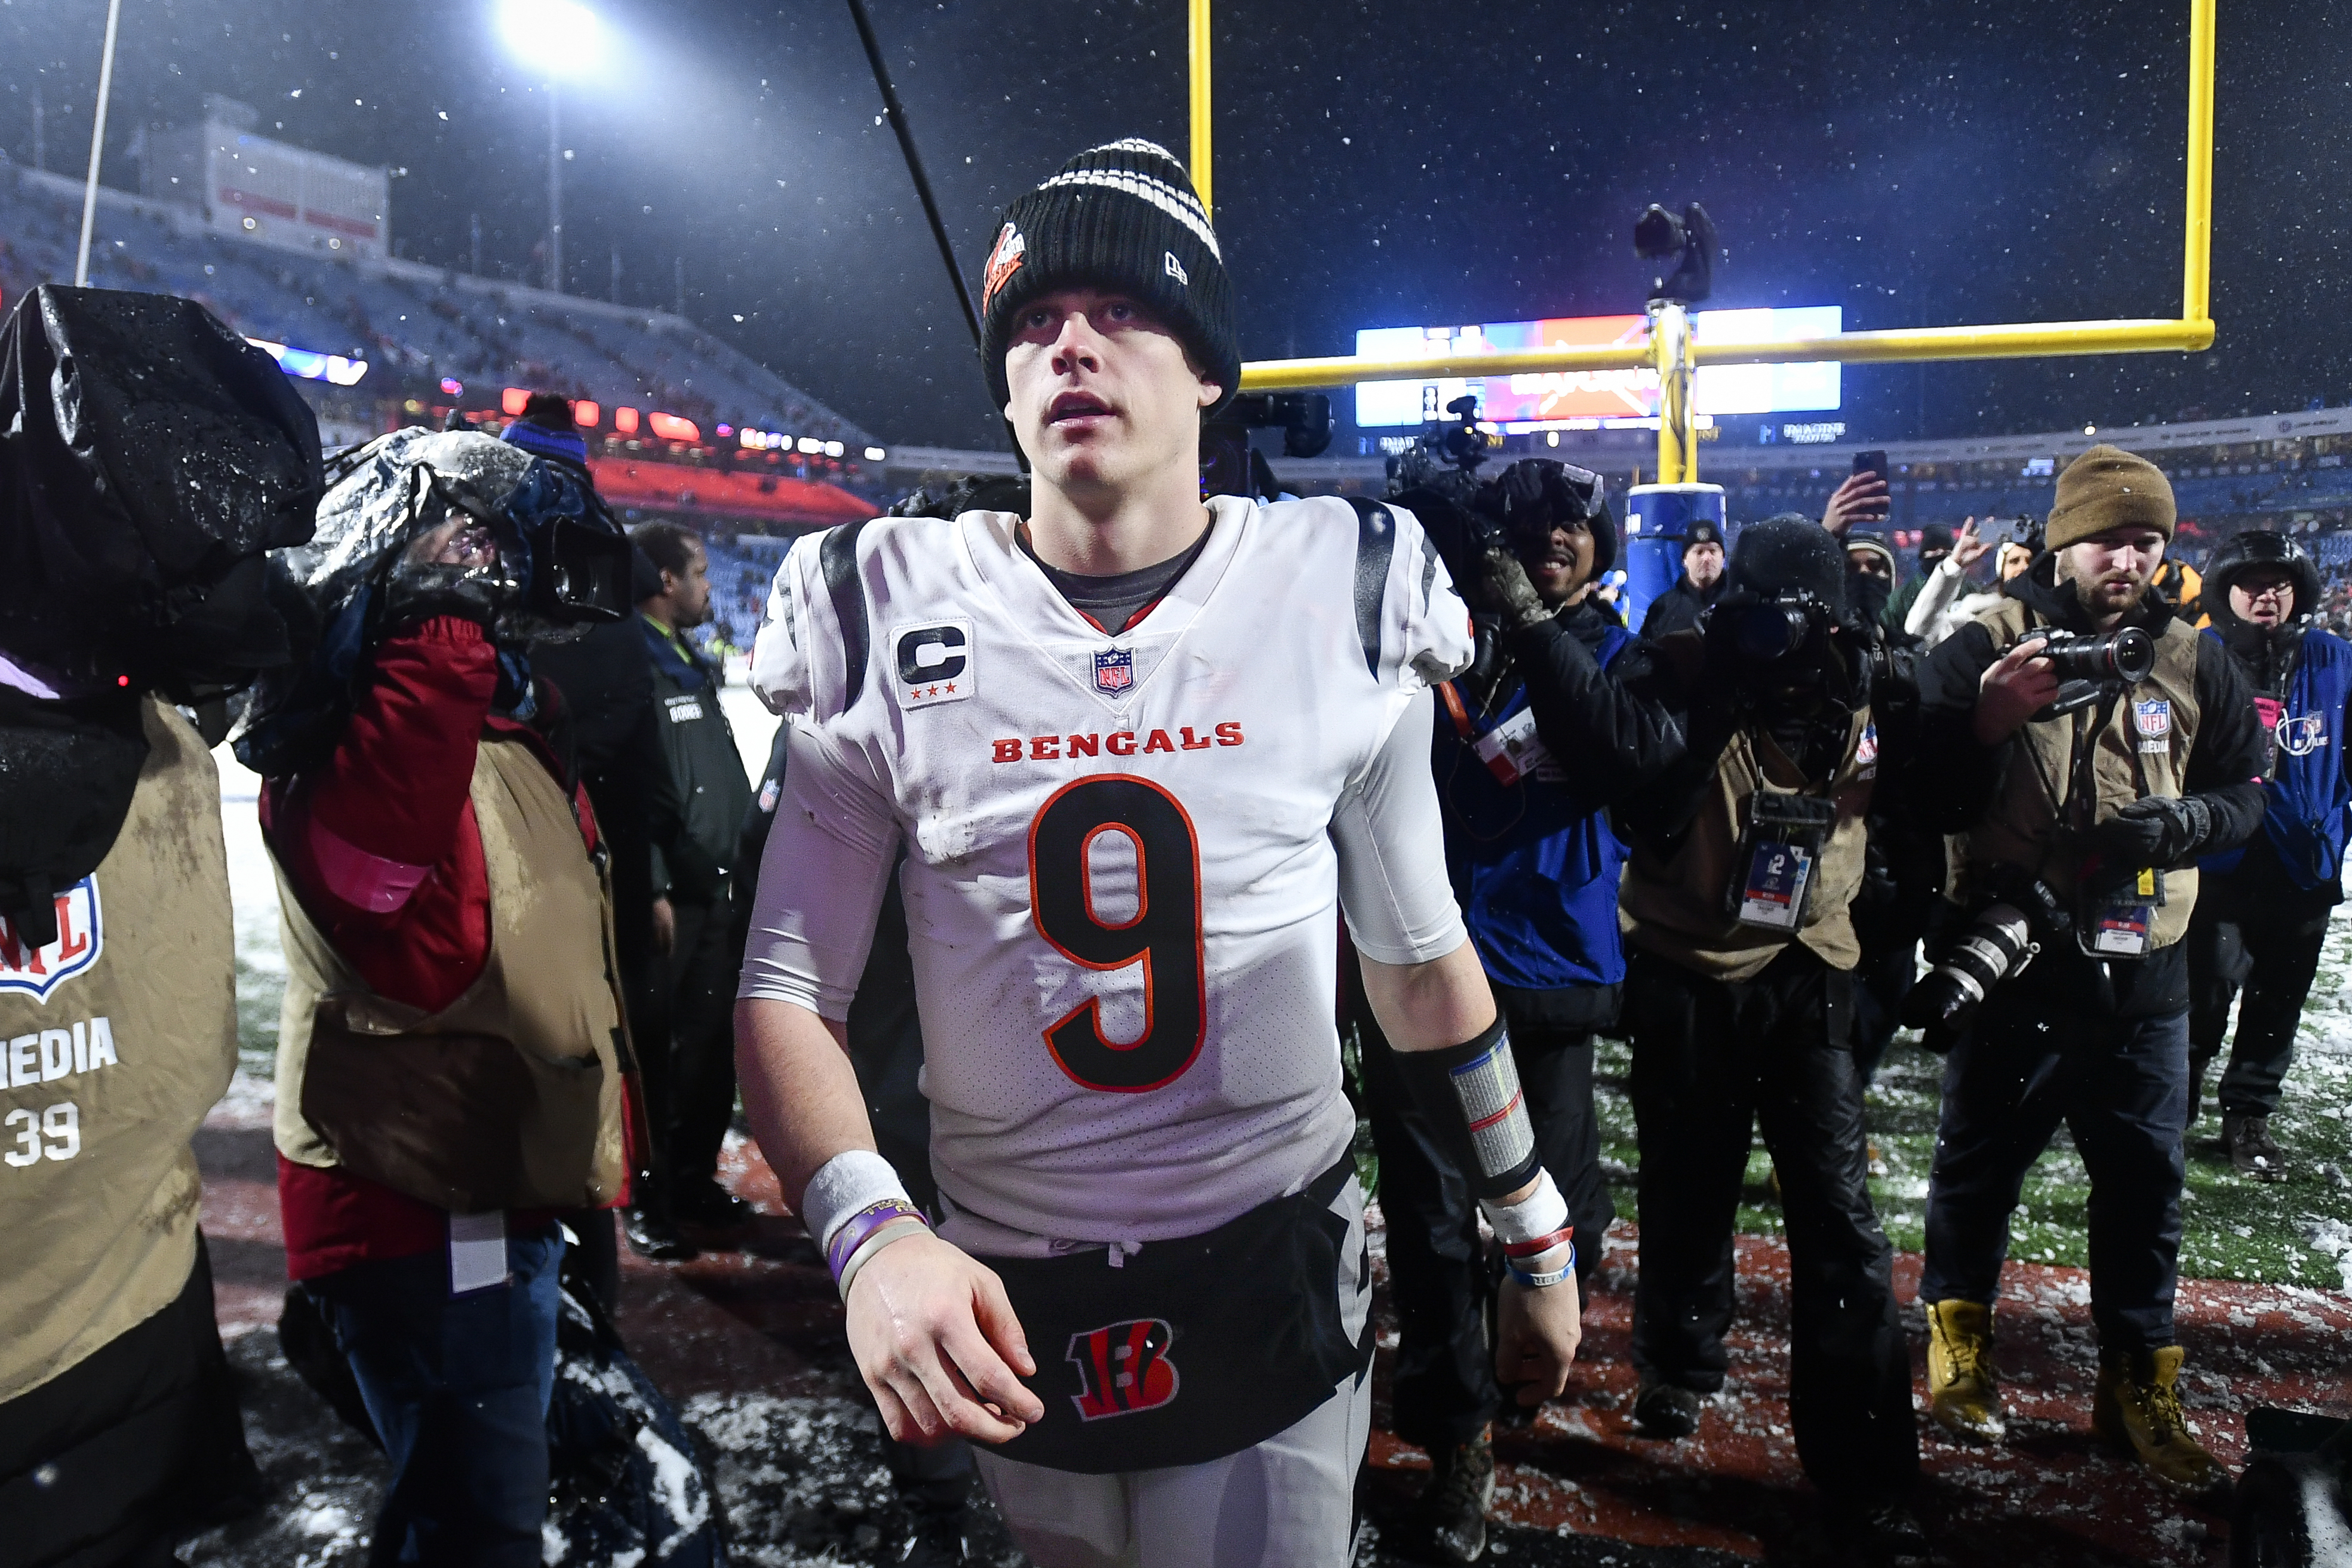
[497,0,604,296]
[497,0,605,78]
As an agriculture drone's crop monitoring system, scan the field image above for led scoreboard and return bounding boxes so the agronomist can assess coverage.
[1354,306,1843,430]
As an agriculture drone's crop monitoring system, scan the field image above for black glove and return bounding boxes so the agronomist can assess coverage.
[2085,794,2214,870]
[1398,486,1549,632]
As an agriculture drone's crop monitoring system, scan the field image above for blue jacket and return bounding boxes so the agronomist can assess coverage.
[1432,621,1635,993]
[2201,623,2352,891]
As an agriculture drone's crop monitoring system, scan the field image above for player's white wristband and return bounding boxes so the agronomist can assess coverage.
[801,1149,915,1257]
[1478,1168,1570,1248]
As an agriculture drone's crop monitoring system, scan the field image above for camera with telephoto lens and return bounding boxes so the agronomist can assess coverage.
[1715,588,1838,663]
[1901,875,2069,1050]
[2025,626,2156,720]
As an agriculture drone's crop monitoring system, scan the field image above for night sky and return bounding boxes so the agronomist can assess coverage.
[0,1,2340,450]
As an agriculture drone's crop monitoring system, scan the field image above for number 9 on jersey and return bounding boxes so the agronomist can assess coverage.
[1027,776,1207,1093]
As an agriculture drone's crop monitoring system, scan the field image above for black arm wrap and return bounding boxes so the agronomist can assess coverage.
[1388,1016,1541,1200]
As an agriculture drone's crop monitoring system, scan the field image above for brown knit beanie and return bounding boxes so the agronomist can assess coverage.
[2045,444,2175,552]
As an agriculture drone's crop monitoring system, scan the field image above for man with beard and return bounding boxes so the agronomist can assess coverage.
[1909,446,2262,1499]
[2185,533,2350,1179]
[1362,459,1684,1561]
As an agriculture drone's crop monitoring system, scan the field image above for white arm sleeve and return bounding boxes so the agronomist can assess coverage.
[1330,694,1469,966]
[736,719,900,1020]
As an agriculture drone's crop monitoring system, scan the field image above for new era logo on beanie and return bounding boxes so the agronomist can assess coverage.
[978,139,1239,417]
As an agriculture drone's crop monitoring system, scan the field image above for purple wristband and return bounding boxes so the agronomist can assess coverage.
[825,1198,929,1281]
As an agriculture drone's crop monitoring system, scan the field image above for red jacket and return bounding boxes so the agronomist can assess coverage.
[265,616,609,1278]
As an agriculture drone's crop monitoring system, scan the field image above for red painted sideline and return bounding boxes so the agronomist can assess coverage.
[198,1104,2350,1566]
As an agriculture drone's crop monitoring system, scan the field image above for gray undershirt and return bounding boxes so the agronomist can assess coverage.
[1018,524,1214,635]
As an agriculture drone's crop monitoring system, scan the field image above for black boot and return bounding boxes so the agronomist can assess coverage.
[674,1177,757,1228]
[622,1178,697,1260]
[1418,1428,1495,1563]
[897,1502,967,1566]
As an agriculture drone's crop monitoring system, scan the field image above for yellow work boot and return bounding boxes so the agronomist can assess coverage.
[1924,1299,2005,1443]
[2091,1345,2230,1498]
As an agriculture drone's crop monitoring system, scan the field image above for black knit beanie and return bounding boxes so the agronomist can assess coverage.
[1731,515,1849,620]
[978,139,1239,417]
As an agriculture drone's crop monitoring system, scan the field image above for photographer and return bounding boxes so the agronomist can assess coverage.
[1612,516,1925,1563]
[1363,459,1681,1562]
[1637,518,1727,638]
[1908,445,2262,1496]
[2186,533,2350,1179]
[0,288,315,1568]
[248,428,637,1561]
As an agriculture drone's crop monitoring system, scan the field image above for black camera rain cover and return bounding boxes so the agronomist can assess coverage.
[0,285,322,680]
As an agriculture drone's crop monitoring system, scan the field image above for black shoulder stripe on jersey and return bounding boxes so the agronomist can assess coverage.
[820,519,872,708]
[1346,497,1395,679]
[1418,529,1441,612]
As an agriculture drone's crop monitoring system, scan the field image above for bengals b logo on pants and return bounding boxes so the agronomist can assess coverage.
[1067,1317,1180,1420]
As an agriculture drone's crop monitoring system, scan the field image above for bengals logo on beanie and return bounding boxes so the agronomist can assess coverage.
[977,139,1240,416]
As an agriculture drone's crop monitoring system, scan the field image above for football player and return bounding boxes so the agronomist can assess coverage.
[736,140,1583,1567]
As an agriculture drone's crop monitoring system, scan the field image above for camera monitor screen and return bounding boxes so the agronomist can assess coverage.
[1354,306,1842,429]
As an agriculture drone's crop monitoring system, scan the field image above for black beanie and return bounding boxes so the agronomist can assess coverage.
[1731,515,1848,619]
[978,139,1239,417]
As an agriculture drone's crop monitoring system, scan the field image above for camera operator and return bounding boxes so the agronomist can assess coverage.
[1637,518,1727,638]
[247,428,638,1560]
[1908,445,2262,1496]
[1360,459,1681,1562]
[2187,533,2350,1180]
[1612,516,1925,1563]
[0,288,316,1568]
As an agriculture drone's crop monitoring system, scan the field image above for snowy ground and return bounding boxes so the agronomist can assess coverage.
[200,677,2352,1564]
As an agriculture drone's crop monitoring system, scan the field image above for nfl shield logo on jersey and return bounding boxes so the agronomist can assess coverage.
[2135,699,2172,737]
[0,875,103,1002]
[1093,648,1135,696]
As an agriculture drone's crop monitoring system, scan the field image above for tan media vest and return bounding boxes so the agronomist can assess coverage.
[0,700,236,1404]
[272,730,631,1212]
[1619,702,1878,983]
[1959,596,2205,951]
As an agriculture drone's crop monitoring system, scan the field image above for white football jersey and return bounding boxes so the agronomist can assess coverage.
[741,493,1473,1247]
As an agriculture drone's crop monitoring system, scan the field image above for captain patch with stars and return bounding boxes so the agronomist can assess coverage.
[893,619,974,706]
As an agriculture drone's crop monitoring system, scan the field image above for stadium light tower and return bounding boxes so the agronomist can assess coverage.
[497,0,604,296]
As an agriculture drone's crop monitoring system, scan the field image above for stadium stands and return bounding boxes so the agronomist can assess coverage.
[0,157,887,534]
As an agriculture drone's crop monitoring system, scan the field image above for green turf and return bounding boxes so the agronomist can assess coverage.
[1587,908,2352,1287]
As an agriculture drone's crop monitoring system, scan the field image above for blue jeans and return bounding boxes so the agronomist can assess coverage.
[310,1224,564,1567]
[1920,992,2190,1349]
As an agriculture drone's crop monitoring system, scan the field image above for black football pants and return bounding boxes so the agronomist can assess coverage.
[662,893,743,1189]
[1625,945,1917,1507]
[2187,871,2333,1118]
[1358,990,1615,1453]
